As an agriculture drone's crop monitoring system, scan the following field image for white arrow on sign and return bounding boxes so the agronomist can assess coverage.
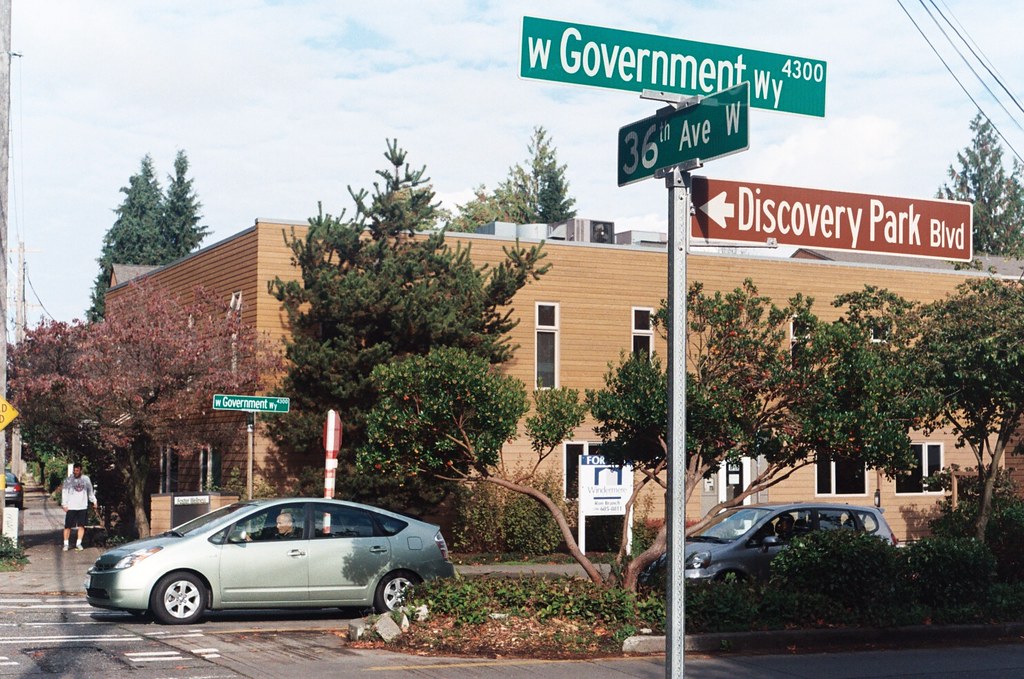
[697,190,734,229]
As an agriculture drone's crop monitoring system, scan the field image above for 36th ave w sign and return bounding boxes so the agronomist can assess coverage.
[691,177,973,261]
[520,16,826,117]
[618,82,748,186]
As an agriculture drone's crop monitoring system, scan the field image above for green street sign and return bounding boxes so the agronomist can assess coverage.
[618,82,749,186]
[212,394,290,414]
[520,16,826,118]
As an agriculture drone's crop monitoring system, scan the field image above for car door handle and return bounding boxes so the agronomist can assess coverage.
[287,549,307,557]
[369,546,388,554]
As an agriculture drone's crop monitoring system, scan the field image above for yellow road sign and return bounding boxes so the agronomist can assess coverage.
[0,397,19,432]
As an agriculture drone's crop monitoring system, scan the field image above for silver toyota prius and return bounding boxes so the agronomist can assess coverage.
[85,498,455,624]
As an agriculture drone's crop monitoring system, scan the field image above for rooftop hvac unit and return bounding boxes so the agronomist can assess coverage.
[548,218,615,243]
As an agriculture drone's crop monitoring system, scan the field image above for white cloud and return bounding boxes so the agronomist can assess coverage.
[8,0,1024,325]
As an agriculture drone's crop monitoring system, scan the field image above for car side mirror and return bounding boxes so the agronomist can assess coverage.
[761,535,780,551]
[228,529,248,544]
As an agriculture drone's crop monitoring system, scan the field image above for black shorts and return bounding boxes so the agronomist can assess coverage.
[64,509,88,529]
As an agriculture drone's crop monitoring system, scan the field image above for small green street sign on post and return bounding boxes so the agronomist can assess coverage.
[617,82,749,186]
[212,394,291,414]
[520,16,826,117]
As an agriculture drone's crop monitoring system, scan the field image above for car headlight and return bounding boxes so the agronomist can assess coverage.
[114,547,163,570]
[685,551,712,569]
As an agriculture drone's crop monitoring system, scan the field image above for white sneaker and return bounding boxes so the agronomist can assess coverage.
[62,545,68,551]
[75,545,84,551]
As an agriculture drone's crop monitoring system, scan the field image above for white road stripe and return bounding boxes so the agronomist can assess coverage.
[126,651,184,657]
[0,634,142,643]
[191,648,219,653]
[0,604,90,609]
[0,662,18,666]
[128,656,185,663]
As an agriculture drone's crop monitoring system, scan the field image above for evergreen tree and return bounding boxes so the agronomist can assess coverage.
[269,140,549,512]
[161,150,209,257]
[447,126,576,231]
[939,113,1024,258]
[88,152,207,321]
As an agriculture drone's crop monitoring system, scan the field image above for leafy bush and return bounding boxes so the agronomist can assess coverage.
[978,502,1024,582]
[898,536,995,609]
[770,529,898,611]
[684,579,760,632]
[0,535,26,569]
[452,474,566,556]
[405,576,664,631]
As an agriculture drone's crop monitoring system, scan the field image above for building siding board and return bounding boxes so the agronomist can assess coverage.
[105,221,1009,542]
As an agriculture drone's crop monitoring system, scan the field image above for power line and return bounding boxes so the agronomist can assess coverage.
[897,0,1024,166]
[24,263,54,321]
[932,0,1024,123]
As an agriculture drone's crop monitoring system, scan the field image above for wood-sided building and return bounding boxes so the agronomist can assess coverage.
[107,217,1024,541]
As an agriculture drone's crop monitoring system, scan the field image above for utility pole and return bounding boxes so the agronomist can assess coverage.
[0,0,10,530]
[10,240,22,477]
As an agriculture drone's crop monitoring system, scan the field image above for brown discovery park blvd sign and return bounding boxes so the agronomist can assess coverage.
[691,176,974,261]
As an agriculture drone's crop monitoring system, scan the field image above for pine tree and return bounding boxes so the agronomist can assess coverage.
[161,150,209,257]
[88,152,207,321]
[939,113,1024,257]
[269,140,549,511]
[447,126,576,231]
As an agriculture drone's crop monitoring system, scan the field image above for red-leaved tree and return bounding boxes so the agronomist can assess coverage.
[10,281,282,537]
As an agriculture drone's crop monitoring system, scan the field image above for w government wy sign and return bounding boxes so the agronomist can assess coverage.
[691,177,973,261]
[521,16,826,117]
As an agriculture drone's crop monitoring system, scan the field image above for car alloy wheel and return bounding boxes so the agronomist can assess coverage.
[151,571,206,625]
[373,571,421,613]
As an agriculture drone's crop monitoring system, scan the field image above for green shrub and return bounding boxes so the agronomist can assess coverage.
[452,474,566,556]
[0,535,26,569]
[770,529,899,611]
[405,576,664,631]
[981,503,1024,582]
[898,536,995,609]
[684,579,760,633]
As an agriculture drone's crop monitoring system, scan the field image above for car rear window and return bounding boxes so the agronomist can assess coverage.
[854,510,880,534]
[373,513,408,536]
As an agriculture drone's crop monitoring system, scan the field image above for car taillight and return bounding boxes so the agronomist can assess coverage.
[434,531,450,562]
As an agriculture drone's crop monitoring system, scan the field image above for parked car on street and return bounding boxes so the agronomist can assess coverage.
[85,498,455,624]
[644,502,897,584]
[4,471,22,510]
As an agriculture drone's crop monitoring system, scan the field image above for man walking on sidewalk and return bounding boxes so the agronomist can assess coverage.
[61,464,97,551]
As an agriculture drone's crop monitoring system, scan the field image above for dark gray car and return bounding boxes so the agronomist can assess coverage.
[4,471,22,510]
[684,502,897,581]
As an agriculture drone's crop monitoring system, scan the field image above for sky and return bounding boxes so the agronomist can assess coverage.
[8,1,1024,328]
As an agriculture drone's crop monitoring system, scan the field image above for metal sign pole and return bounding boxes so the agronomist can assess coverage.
[246,412,255,500]
[665,165,694,678]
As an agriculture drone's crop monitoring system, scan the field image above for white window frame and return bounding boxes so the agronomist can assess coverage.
[536,302,559,389]
[563,441,602,500]
[815,454,868,497]
[895,442,943,495]
[631,307,654,357]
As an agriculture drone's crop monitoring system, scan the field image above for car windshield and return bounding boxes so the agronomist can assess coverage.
[171,502,259,535]
[691,507,775,542]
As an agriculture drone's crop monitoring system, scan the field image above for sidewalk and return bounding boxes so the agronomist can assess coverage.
[0,480,101,595]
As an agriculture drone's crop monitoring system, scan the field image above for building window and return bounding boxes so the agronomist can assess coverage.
[199,446,222,492]
[816,453,866,495]
[160,448,178,494]
[790,316,811,364]
[632,307,653,356]
[564,442,602,499]
[896,443,943,494]
[536,303,558,388]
